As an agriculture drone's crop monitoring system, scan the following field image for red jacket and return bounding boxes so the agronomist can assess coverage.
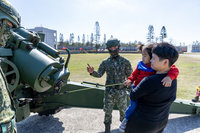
[128,61,179,86]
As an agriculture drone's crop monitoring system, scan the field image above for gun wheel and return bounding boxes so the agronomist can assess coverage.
[0,58,20,92]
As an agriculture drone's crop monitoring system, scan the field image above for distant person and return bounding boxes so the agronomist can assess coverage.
[87,38,132,133]
[119,44,179,132]
[192,86,200,102]
[125,42,179,133]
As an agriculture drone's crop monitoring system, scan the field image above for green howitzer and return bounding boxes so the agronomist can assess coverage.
[0,26,72,121]
[0,26,107,122]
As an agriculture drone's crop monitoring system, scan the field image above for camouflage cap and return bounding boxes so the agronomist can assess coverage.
[106,38,120,49]
[0,0,21,27]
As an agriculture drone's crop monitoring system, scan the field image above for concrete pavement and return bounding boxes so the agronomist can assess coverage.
[17,107,200,133]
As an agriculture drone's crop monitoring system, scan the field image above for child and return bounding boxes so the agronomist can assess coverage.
[119,44,179,133]
[192,86,200,102]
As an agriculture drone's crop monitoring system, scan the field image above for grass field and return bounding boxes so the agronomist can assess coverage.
[62,53,200,100]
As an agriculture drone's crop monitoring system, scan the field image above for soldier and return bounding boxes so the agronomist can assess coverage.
[0,0,21,132]
[87,38,132,133]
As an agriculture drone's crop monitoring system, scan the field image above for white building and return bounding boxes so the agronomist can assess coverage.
[28,27,57,48]
[187,44,200,53]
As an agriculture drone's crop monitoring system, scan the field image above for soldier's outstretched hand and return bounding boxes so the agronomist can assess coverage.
[87,64,94,74]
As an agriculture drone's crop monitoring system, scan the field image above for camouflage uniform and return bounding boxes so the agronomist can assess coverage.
[91,55,132,124]
[0,0,20,132]
[0,67,16,133]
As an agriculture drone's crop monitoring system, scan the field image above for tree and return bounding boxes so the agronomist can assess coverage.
[69,33,74,44]
[59,33,64,43]
[90,33,94,44]
[94,21,100,45]
[82,34,85,44]
[160,26,167,42]
[77,35,80,43]
[147,25,154,43]
[104,34,106,44]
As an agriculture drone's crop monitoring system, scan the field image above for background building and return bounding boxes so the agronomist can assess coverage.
[187,45,200,53]
[28,27,57,48]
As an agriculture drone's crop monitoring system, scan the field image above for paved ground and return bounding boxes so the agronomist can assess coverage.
[16,107,200,133]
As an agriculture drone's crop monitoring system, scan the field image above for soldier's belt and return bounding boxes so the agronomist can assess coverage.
[0,117,15,133]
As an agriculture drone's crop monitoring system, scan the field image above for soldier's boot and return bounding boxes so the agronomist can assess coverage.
[105,124,111,133]
[192,96,199,102]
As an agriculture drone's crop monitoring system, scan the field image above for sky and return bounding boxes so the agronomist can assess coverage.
[8,0,200,45]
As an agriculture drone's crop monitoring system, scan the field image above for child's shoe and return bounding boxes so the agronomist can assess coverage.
[119,118,128,133]
[192,96,199,102]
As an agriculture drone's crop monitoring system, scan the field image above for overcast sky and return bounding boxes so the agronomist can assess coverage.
[8,0,200,45]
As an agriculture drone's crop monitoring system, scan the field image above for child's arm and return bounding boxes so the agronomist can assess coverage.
[162,65,179,87]
[124,66,139,86]
[124,79,132,86]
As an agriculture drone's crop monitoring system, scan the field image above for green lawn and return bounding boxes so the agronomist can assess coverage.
[62,53,200,100]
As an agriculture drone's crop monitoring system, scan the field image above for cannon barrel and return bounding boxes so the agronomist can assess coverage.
[4,27,70,92]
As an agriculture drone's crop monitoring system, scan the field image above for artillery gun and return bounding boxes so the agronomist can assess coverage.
[0,26,69,120]
[0,0,200,123]
[0,24,106,121]
[0,0,105,122]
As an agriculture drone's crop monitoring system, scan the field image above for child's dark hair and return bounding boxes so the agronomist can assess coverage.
[137,44,144,52]
[152,42,179,67]
[142,44,154,59]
